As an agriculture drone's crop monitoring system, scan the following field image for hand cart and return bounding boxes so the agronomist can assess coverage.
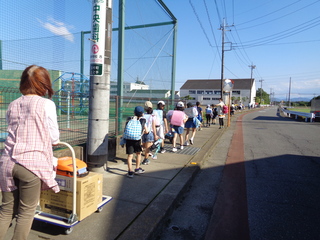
[34,141,112,235]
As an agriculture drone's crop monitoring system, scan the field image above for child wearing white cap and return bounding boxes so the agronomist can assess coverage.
[153,100,168,154]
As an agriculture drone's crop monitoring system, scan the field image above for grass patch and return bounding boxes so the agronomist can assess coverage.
[290,107,310,113]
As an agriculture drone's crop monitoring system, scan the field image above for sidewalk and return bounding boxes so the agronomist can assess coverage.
[4,118,235,240]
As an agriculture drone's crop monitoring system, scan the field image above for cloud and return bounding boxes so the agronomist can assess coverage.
[37,17,74,42]
[293,78,320,90]
[269,78,320,98]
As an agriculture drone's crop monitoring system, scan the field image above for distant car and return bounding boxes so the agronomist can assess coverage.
[313,111,320,122]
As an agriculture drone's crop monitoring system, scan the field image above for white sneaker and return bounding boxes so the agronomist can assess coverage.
[160,149,166,154]
[184,141,189,146]
[190,139,194,145]
[180,146,184,150]
[172,147,177,152]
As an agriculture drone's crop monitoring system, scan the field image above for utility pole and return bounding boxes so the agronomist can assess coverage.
[249,64,256,105]
[219,19,232,99]
[87,0,112,171]
[288,77,292,108]
[259,79,264,104]
[0,40,2,70]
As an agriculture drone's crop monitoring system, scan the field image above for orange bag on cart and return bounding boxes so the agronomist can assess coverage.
[56,157,89,177]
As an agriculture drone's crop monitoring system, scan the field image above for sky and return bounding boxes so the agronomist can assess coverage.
[1,0,320,100]
[164,0,320,100]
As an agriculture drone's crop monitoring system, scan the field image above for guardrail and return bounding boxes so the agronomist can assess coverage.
[281,108,313,122]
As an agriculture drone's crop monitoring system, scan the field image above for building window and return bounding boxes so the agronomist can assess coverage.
[197,90,204,94]
[214,91,221,95]
[205,90,213,94]
[189,90,196,94]
[203,97,211,100]
[212,98,220,100]
[232,90,241,94]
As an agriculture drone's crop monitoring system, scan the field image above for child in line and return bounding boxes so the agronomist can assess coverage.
[196,101,203,131]
[124,106,148,178]
[205,104,213,127]
[167,102,188,152]
[142,101,158,165]
[211,104,217,125]
[215,98,225,129]
[154,100,168,154]
[184,102,198,145]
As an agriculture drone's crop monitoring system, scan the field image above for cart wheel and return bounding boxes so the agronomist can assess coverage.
[65,227,73,235]
[96,206,103,213]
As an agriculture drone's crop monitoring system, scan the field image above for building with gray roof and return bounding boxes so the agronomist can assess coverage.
[180,78,256,106]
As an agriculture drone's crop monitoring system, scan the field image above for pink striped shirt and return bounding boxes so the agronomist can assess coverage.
[0,95,60,193]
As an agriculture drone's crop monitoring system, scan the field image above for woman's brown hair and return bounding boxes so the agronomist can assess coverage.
[20,65,54,98]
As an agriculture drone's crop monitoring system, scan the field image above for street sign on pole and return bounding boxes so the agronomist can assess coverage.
[87,0,112,171]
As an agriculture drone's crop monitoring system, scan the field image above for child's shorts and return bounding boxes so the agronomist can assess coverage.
[142,132,154,143]
[126,139,142,154]
[172,125,184,134]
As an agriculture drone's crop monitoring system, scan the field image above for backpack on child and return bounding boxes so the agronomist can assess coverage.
[152,109,163,126]
[143,113,157,133]
[205,108,213,114]
[123,116,143,140]
[170,110,185,126]
[222,105,228,114]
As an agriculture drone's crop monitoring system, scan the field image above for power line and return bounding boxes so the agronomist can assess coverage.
[203,0,220,51]
[213,0,222,24]
[234,16,320,48]
[237,0,301,27]
[189,0,214,47]
[237,0,320,30]
[229,26,253,64]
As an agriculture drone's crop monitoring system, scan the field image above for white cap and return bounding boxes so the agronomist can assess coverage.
[158,100,165,105]
[176,101,184,107]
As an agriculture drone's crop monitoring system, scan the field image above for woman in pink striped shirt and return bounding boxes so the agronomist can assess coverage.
[0,65,60,240]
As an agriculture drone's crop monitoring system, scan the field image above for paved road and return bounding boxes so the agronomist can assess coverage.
[157,107,320,240]
[244,107,320,240]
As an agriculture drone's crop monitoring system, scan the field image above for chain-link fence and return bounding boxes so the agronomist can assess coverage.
[0,86,181,152]
[0,0,178,152]
[0,0,175,91]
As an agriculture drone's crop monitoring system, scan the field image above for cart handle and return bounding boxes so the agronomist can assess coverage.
[58,141,77,222]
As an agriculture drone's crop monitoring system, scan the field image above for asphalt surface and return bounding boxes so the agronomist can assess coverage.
[244,107,320,239]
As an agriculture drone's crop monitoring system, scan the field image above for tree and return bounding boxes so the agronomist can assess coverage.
[182,95,193,100]
[231,96,240,104]
[242,96,248,104]
[256,88,270,104]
